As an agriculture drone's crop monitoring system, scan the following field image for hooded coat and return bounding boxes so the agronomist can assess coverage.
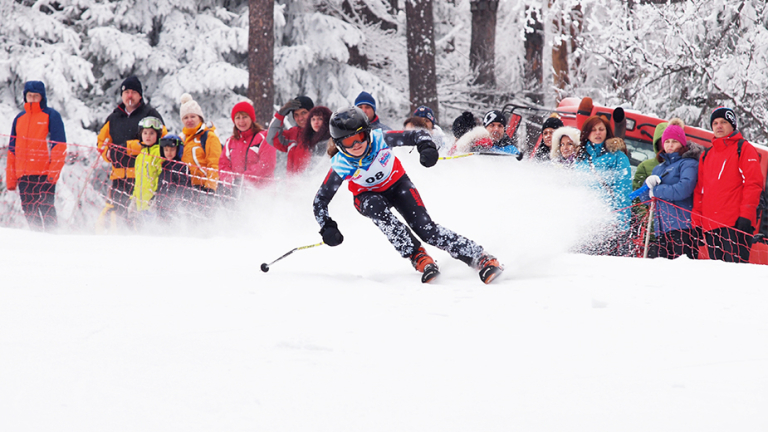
[633,122,667,190]
[182,123,222,191]
[575,138,633,230]
[638,144,704,234]
[6,81,67,190]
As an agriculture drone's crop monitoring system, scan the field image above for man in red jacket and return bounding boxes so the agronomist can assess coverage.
[6,81,67,231]
[692,107,764,263]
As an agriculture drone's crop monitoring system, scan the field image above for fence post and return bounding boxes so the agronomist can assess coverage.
[642,199,656,258]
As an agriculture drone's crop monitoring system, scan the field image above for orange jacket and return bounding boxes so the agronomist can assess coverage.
[6,81,67,190]
[182,124,222,191]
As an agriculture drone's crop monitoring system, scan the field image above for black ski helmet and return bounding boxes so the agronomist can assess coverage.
[329,106,372,157]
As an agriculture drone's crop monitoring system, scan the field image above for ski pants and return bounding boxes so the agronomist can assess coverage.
[705,226,752,263]
[657,228,698,260]
[353,175,484,266]
[18,175,57,231]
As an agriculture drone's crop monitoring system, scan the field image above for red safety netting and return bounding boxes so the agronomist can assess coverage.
[0,134,269,233]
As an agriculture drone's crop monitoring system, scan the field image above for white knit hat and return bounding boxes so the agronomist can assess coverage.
[180,93,204,121]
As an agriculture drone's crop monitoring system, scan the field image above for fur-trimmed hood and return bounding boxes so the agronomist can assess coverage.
[550,126,581,159]
[453,126,491,153]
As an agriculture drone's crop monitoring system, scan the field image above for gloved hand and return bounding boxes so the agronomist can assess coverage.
[645,175,661,198]
[735,217,754,235]
[645,175,661,189]
[278,98,301,117]
[320,219,344,246]
[416,140,439,167]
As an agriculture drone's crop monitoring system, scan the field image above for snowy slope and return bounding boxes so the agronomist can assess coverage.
[1,151,767,432]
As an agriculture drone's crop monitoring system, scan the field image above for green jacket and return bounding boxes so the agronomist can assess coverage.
[632,122,668,190]
[132,143,162,211]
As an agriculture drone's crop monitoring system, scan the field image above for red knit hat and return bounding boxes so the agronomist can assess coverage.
[231,101,256,123]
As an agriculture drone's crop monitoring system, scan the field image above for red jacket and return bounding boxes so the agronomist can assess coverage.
[267,113,313,174]
[219,129,276,187]
[7,81,67,190]
[692,131,764,231]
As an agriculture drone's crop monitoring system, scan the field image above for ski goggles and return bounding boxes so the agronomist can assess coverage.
[337,132,367,149]
[159,135,182,147]
[138,116,164,130]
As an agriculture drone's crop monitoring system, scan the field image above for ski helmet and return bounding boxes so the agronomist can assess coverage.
[159,134,182,147]
[329,106,372,158]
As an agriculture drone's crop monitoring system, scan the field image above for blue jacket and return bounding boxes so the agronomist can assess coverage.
[639,144,702,234]
[575,140,633,230]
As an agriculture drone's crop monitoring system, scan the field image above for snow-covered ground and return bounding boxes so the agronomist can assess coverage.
[2,151,767,431]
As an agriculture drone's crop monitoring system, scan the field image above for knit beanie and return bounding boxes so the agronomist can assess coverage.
[482,110,506,128]
[710,107,737,131]
[231,100,256,123]
[120,76,142,96]
[452,111,476,139]
[661,118,687,148]
[354,91,376,112]
[296,96,315,112]
[541,115,564,132]
[413,105,436,125]
[180,93,204,121]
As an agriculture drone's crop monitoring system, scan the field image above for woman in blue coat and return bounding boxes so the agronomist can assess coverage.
[575,115,633,256]
[639,118,702,259]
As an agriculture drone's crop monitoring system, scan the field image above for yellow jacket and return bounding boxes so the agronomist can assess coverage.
[131,142,162,211]
[182,124,221,191]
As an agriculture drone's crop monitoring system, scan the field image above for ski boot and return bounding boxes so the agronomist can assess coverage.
[410,246,440,283]
[475,253,503,284]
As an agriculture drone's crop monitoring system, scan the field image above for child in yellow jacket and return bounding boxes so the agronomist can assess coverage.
[131,116,164,212]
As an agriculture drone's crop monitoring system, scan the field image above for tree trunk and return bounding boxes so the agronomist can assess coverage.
[406,0,439,120]
[470,0,498,87]
[523,5,544,104]
[248,0,274,126]
[551,0,569,91]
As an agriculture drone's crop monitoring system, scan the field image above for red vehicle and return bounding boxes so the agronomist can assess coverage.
[503,97,768,264]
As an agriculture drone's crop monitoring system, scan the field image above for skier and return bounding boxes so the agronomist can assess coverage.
[313,106,503,284]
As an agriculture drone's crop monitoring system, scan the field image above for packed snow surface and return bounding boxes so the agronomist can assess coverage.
[2,152,767,431]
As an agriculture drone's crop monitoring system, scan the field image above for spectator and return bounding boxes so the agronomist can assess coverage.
[354,91,391,131]
[403,116,429,130]
[179,93,222,195]
[633,122,667,190]
[638,118,703,259]
[532,114,564,161]
[693,107,763,263]
[156,134,191,221]
[266,95,315,174]
[298,105,333,159]
[451,111,477,139]
[549,126,581,166]
[97,76,164,223]
[6,81,66,231]
[315,106,502,284]
[575,115,633,256]
[412,105,447,150]
[220,101,276,192]
[130,116,164,217]
[482,110,522,157]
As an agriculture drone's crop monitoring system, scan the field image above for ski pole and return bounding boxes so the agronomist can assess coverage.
[440,153,475,160]
[260,242,325,272]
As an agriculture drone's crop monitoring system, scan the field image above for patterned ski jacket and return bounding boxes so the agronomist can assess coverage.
[313,129,435,229]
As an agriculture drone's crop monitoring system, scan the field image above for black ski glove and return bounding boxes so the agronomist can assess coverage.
[417,140,439,167]
[278,98,301,117]
[320,219,344,247]
[734,217,754,234]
